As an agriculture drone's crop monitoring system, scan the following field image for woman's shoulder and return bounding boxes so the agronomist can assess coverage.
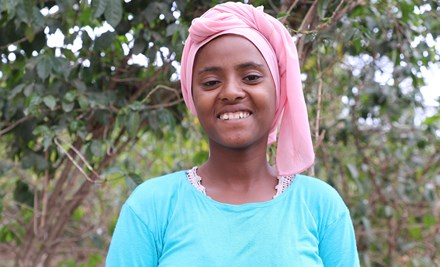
[114,170,190,238]
[293,174,341,196]
[292,174,349,219]
[136,170,187,190]
[125,170,188,209]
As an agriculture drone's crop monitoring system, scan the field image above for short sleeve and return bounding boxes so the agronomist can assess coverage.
[106,204,159,267]
[318,211,360,267]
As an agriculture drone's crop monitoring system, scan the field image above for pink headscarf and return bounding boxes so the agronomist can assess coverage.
[180,2,314,175]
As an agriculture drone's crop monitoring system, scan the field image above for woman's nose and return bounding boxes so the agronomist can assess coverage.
[219,79,245,102]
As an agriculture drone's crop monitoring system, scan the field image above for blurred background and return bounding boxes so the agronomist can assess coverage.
[0,0,439,266]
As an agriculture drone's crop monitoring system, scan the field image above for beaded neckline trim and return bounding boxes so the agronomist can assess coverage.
[186,166,295,199]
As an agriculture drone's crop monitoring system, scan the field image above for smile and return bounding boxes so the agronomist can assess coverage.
[218,111,251,120]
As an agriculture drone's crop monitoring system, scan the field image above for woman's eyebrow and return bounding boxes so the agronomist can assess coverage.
[196,62,265,75]
[235,61,265,70]
[197,66,221,75]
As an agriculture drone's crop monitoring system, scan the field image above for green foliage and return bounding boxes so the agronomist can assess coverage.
[295,1,440,265]
[0,0,186,264]
[0,0,439,266]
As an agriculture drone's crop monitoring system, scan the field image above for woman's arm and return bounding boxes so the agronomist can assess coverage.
[318,211,360,267]
[106,204,159,266]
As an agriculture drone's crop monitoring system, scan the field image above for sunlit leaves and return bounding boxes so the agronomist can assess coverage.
[1,0,184,265]
[295,1,440,265]
[0,0,438,265]
[423,114,440,125]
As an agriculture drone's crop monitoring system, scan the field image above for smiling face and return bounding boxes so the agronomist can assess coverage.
[192,35,276,151]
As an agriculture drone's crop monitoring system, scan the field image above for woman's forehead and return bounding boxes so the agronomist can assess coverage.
[193,35,268,70]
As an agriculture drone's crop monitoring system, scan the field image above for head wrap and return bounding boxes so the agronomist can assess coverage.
[180,2,314,175]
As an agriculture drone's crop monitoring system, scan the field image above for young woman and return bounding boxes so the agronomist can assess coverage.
[106,2,360,266]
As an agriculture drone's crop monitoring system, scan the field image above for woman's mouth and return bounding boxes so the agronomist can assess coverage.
[218,111,251,120]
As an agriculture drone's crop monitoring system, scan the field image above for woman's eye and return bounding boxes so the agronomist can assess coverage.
[243,75,262,82]
[203,80,220,87]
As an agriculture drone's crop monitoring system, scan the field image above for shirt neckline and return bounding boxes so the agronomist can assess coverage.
[182,167,298,210]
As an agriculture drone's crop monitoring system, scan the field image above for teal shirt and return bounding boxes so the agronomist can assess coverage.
[106,171,360,266]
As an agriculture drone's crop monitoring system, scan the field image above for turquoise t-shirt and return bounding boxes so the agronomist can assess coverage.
[106,171,360,266]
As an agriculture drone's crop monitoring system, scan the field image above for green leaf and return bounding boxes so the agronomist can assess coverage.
[158,109,175,128]
[192,150,209,166]
[4,0,18,17]
[94,31,116,50]
[32,125,50,136]
[129,173,144,185]
[126,112,140,138]
[32,7,45,28]
[26,95,42,115]
[423,114,440,125]
[42,135,53,151]
[23,84,34,97]
[13,180,34,208]
[24,25,35,41]
[0,226,20,243]
[277,12,287,19]
[132,38,146,55]
[87,254,103,266]
[409,226,422,240]
[43,95,57,111]
[128,101,144,111]
[125,173,144,191]
[51,57,71,80]
[399,1,412,23]
[8,84,26,99]
[81,30,93,51]
[18,0,34,25]
[37,56,52,80]
[92,0,107,18]
[62,101,74,112]
[64,91,77,102]
[317,0,329,20]
[72,207,84,222]
[422,214,436,227]
[90,140,104,157]
[68,120,78,132]
[148,110,159,130]
[166,23,180,37]
[72,79,87,92]
[144,2,168,24]
[78,95,89,109]
[56,0,76,11]
[104,0,122,28]
[101,166,124,180]
[115,113,126,129]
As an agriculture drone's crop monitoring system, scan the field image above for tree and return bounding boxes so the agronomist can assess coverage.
[0,0,438,266]
[0,0,187,265]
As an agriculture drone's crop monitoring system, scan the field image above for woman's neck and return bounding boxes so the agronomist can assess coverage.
[196,141,278,204]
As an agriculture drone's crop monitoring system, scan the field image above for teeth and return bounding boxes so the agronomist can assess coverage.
[219,112,250,120]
